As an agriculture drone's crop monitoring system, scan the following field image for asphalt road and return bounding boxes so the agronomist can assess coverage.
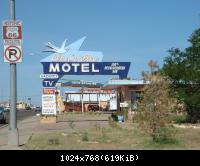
[0,110,37,127]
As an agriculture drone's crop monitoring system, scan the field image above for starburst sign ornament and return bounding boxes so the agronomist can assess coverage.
[41,36,103,62]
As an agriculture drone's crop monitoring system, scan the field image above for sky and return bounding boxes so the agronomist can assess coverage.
[0,0,200,105]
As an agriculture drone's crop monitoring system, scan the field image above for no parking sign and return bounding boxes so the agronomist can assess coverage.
[4,45,22,63]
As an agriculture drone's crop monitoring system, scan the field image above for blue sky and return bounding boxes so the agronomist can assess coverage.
[1,0,200,105]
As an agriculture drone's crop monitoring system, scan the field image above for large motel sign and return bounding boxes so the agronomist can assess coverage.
[40,37,131,116]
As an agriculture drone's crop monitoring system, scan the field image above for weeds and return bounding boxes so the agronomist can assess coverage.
[82,132,89,142]
[68,120,75,130]
[48,138,60,145]
[174,114,187,124]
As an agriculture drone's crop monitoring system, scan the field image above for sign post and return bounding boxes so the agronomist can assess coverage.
[6,0,22,146]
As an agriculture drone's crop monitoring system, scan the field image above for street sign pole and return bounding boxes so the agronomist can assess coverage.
[8,0,19,146]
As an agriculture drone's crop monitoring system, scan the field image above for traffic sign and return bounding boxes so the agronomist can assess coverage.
[3,20,22,40]
[4,45,22,63]
[2,20,22,50]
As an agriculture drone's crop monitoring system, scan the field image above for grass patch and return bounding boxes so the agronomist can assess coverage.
[81,132,89,142]
[23,124,194,150]
[153,137,180,145]
[23,114,200,150]
[143,138,182,150]
[48,138,60,145]
[174,114,188,124]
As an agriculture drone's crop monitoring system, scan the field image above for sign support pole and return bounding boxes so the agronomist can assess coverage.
[8,0,19,146]
[81,86,84,113]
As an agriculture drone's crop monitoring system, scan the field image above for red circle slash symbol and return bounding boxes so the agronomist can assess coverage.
[5,46,22,63]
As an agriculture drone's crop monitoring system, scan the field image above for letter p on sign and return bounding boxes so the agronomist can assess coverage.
[4,45,22,63]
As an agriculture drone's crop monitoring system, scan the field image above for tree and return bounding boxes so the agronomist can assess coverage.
[162,28,200,123]
[136,73,178,142]
[148,60,159,75]
[141,60,159,80]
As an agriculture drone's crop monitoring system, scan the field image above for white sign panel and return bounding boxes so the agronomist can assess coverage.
[120,102,129,108]
[42,88,56,115]
[42,94,56,115]
[109,97,117,110]
[40,74,59,79]
[4,45,22,63]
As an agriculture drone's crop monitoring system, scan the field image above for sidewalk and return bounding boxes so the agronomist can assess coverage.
[0,115,40,150]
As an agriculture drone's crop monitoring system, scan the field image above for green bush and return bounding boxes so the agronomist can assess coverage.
[82,132,89,142]
[153,127,177,144]
[48,138,60,145]
[174,114,187,124]
[187,106,200,123]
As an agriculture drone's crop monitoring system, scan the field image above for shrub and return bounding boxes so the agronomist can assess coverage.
[82,132,89,142]
[187,106,200,123]
[174,114,187,124]
[48,138,60,145]
[153,126,176,143]
[136,74,178,142]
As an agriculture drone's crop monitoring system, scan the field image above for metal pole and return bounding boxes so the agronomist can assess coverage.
[8,0,19,146]
[99,88,101,111]
[81,87,84,113]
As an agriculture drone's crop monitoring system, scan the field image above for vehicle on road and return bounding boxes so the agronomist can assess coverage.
[5,106,10,112]
[25,106,32,111]
[0,107,6,123]
[35,106,41,112]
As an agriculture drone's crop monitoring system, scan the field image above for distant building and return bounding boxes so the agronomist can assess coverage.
[17,101,27,110]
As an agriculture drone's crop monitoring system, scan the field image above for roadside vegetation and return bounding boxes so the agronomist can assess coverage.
[135,73,180,143]
[23,116,200,150]
[162,28,200,123]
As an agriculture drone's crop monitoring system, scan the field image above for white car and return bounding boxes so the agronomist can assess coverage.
[35,106,41,112]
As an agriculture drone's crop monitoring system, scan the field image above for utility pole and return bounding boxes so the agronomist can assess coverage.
[8,0,19,146]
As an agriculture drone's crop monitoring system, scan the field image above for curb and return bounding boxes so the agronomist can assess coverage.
[0,124,8,129]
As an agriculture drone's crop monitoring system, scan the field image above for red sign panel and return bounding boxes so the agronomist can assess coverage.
[3,21,22,40]
[43,88,56,95]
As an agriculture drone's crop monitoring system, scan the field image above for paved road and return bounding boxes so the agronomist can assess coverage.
[0,110,37,128]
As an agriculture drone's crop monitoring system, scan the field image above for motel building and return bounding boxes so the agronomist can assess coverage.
[55,79,147,114]
[40,37,146,122]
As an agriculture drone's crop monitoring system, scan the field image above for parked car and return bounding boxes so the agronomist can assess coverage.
[0,107,6,123]
[35,106,41,112]
[25,106,31,111]
[4,106,10,112]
